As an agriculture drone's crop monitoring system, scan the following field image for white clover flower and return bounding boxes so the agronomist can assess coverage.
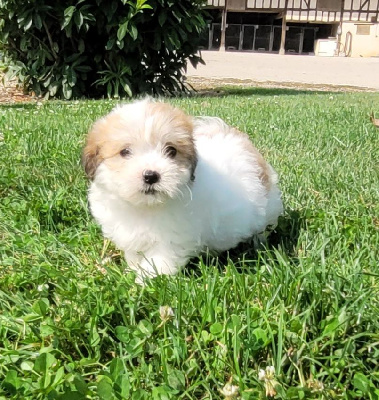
[37,284,48,292]
[259,365,275,381]
[219,381,239,399]
[159,306,174,325]
[101,256,112,265]
[258,369,266,381]
[266,366,275,379]
[307,378,324,392]
[258,366,277,398]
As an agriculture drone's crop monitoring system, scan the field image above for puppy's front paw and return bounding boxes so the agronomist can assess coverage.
[128,256,180,284]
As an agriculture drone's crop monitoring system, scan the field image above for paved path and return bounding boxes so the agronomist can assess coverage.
[186,51,379,91]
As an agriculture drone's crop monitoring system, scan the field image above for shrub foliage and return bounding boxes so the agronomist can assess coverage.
[0,0,206,98]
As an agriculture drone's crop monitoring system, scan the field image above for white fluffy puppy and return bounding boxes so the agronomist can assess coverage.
[83,99,283,281]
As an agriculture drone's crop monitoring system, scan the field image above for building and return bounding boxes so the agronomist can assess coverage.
[200,0,379,57]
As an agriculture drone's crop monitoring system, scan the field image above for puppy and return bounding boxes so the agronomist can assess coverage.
[83,99,283,281]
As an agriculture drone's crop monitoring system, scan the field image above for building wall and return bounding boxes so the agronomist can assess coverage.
[205,0,379,56]
[207,0,379,22]
[341,22,379,56]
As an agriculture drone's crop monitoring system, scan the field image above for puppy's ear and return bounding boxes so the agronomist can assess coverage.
[190,153,198,181]
[82,138,101,180]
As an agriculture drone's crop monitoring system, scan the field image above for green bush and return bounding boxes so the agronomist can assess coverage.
[0,0,206,99]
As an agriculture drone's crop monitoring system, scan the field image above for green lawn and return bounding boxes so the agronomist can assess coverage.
[0,89,378,399]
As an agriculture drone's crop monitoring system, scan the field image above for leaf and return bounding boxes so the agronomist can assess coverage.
[167,369,185,391]
[132,389,148,400]
[172,10,182,22]
[59,390,86,400]
[109,358,124,379]
[3,370,21,390]
[115,374,131,398]
[353,373,370,394]
[34,14,43,30]
[210,322,223,336]
[32,298,50,316]
[137,319,153,337]
[129,24,138,41]
[62,6,76,29]
[200,330,211,344]
[322,317,339,336]
[125,338,145,357]
[121,79,133,97]
[52,366,65,386]
[252,327,268,348]
[106,38,116,50]
[74,11,84,30]
[115,326,130,342]
[74,375,88,395]
[136,0,153,10]
[20,361,34,371]
[20,36,28,52]
[78,39,85,53]
[53,42,59,53]
[229,314,241,330]
[97,377,114,400]
[62,82,73,99]
[117,21,128,41]
[152,385,174,399]
[48,81,59,96]
[89,323,100,347]
[158,12,167,27]
[24,15,33,31]
[34,352,57,374]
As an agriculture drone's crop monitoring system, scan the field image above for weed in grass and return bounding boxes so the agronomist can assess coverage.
[0,90,378,399]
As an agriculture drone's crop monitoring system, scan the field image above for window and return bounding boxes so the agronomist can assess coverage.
[317,0,342,12]
[356,24,371,35]
[228,0,246,10]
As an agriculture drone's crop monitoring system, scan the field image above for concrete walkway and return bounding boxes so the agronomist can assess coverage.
[186,51,379,91]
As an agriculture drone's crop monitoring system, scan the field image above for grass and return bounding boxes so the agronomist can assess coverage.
[0,88,378,400]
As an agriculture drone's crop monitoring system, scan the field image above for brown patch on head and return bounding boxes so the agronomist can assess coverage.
[82,111,133,179]
[82,136,100,180]
[82,118,105,180]
[83,101,198,181]
[145,102,197,180]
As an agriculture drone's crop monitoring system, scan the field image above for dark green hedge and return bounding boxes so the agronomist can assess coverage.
[0,0,207,99]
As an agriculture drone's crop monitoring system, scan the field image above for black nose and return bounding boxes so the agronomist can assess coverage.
[143,170,160,185]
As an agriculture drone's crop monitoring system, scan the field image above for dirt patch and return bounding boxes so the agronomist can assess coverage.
[0,87,34,104]
[0,73,37,104]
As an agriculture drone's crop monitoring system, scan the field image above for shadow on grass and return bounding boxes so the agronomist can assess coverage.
[0,87,339,108]
[185,209,304,276]
[0,102,41,110]
[186,86,338,98]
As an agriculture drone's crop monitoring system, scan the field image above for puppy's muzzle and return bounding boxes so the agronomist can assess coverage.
[143,170,160,185]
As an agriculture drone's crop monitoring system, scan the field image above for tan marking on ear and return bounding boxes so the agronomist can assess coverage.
[83,112,130,179]
[82,130,102,180]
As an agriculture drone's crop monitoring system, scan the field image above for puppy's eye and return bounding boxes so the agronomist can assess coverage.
[120,148,131,158]
[165,146,177,158]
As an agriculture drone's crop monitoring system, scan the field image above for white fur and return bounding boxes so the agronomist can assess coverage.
[87,101,283,281]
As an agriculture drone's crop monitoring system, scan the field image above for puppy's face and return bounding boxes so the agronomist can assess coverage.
[83,101,197,206]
